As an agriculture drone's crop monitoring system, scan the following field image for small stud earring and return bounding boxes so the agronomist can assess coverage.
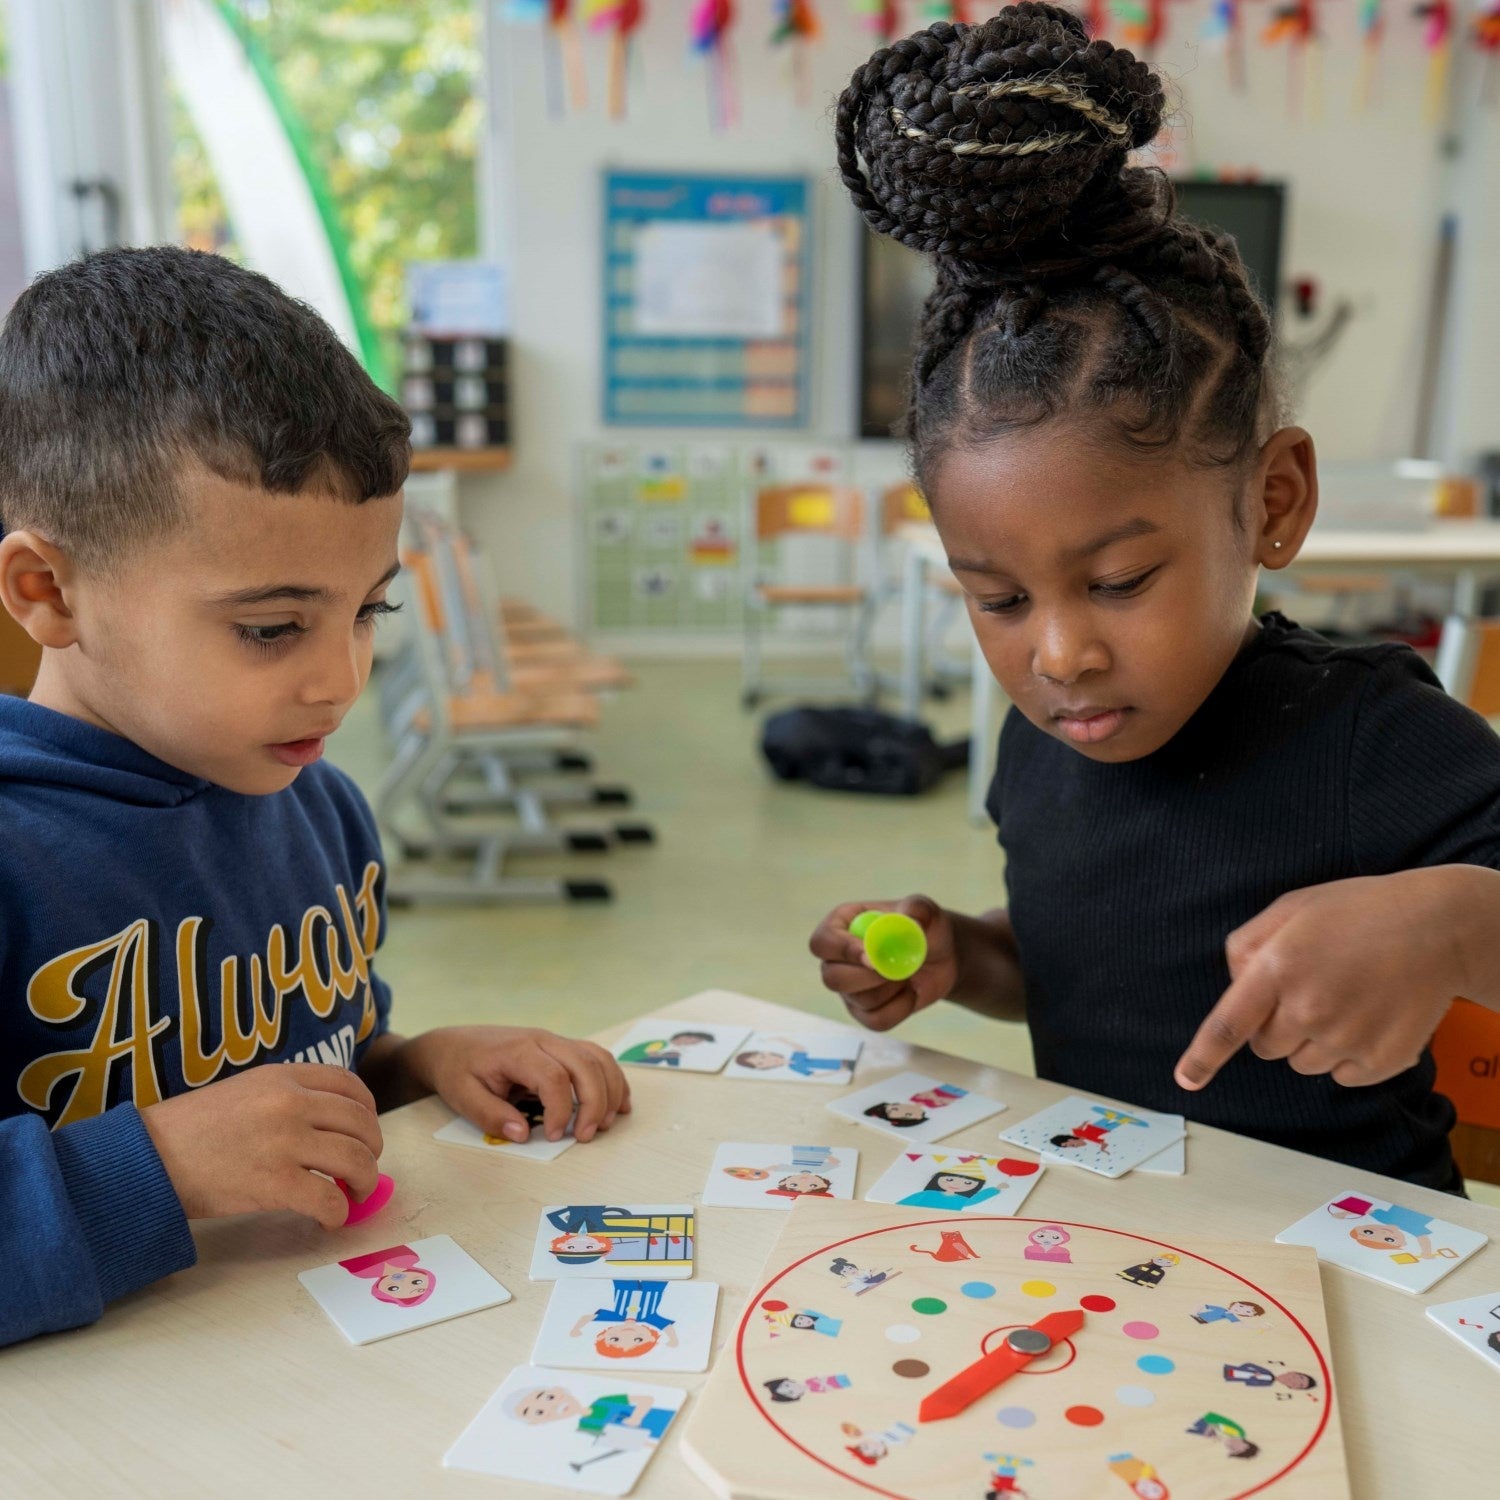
[1272,541,1283,550]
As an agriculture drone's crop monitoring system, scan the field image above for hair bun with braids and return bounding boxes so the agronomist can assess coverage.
[836,3,1169,280]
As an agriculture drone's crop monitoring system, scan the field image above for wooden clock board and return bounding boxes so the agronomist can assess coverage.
[682,1200,1348,1500]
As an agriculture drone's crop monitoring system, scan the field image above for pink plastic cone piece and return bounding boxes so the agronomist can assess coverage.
[339,1172,395,1227]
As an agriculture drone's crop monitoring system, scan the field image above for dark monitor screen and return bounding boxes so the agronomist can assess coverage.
[858,180,1287,440]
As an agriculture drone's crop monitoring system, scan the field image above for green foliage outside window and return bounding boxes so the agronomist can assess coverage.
[170,1,481,376]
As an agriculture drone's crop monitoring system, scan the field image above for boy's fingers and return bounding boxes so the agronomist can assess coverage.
[284,1063,379,1115]
[560,1046,610,1141]
[898,894,941,929]
[453,1073,532,1142]
[290,1171,357,1232]
[1174,969,1280,1091]
[306,1131,380,1200]
[510,1052,574,1140]
[1285,1040,1345,1078]
[304,1090,385,1161]
[842,990,917,1032]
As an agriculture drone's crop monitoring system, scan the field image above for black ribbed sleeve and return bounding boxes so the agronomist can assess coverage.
[989,613,1500,1189]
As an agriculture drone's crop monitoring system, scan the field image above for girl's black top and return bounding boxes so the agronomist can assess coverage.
[990,612,1500,1189]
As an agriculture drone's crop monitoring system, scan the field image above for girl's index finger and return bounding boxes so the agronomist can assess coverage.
[1174,965,1281,1092]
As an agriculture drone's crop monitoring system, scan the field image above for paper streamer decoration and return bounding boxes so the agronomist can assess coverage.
[505,0,588,116]
[1354,0,1386,111]
[852,0,902,43]
[1204,0,1248,90]
[771,0,821,105]
[1084,0,1112,38]
[584,0,644,119]
[690,0,738,130]
[1261,1,1323,120]
[1413,1,1453,124]
[1477,0,1500,107]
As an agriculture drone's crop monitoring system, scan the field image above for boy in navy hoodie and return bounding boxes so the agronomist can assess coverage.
[0,247,629,1348]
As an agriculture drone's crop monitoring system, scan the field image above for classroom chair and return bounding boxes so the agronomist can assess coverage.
[741,484,875,709]
[374,511,652,904]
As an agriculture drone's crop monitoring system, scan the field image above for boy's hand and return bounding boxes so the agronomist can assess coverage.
[141,1064,383,1230]
[398,1026,630,1144]
[810,896,958,1032]
[1175,869,1471,1092]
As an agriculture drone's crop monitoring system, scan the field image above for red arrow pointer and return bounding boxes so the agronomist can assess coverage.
[918,1307,1086,1422]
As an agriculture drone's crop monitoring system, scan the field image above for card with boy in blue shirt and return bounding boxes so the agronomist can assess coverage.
[0,246,629,1349]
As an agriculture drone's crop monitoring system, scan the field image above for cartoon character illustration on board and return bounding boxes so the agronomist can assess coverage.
[1024,1225,1072,1263]
[761,1373,852,1402]
[1117,1253,1180,1289]
[568,1280,679,1359]
[1186,1413,1259,1459]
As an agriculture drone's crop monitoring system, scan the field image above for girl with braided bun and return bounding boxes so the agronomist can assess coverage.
[811,3,1500,1190]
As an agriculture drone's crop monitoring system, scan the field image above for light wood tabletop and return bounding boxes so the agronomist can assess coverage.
[2,991,1495,1500]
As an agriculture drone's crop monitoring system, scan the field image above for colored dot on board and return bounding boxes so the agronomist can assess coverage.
[893,1359,930,1379]
[885,1324,921,1344]
[1080,1294,1116,1313]
[912,1297,947,1315]
[761,1300,787,1312]
[1122,1321,1160,1340]
[1020,1280,1056,1298]
[1065,1405,1105,1427]
[996,1407,1036,1429]
[961,1281,996,1299]
[1115,1385,1156,1408]
[1137,1354,1175,1375]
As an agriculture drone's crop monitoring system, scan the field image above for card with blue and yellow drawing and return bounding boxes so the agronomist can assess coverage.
[530,1204,697,1281]
[702,1143,858,1210]
[532,1278,720,1373]
[298,1234,512,1345]
[444,1364,686,1495]
[997,1094,1185,1177]
[863,1150,1044,1214]
[610,1019,750,1073]
[721,1029,863,1085]
[826,1070,1006,1145]
[1276,1190,1487,1294]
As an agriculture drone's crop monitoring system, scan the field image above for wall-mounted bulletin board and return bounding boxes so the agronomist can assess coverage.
[580,441,852,632]
[601,172,811,427]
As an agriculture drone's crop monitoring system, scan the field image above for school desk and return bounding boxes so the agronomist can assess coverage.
[2,992,1495,1500]
[897,519,1500,824]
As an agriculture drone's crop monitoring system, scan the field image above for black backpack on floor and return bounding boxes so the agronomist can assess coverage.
[760,706,968,796]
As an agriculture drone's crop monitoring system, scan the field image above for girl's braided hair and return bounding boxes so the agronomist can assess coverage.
[836,3,1287,491]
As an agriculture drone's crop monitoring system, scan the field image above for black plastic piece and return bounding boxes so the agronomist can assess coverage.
[556,752,594,772]
[614,823,656,845]
[565,880,613,902]
[566,832,611,853]
[592,786,633,806]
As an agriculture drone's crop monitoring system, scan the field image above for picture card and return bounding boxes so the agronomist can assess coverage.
[863,1150,1044,1215]
[1425,1291,1500,1372]
[299,1234,511,1346]
[610,1019,750,1073]
[1136,1136,1187,1176]
[532,1278,720,1372]
[701,1143,858,1210]
[444,1364,686,1496]
[825,1071,1006,1145]
[434,1099,577,1162]
[997,1094,1185,1178]
[1276,1190,1488,1294]
[721,1028,863,1085]
[531,1204,697,1281]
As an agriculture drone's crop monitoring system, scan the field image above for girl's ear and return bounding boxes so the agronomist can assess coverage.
[1250,427,1318,570]
[0,530,82,648]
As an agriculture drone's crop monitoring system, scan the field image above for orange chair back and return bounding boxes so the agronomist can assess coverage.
[1433,998,1500,1183]
[754,485,864,542]
[881,481,931,533]
[1465,622,1500,717]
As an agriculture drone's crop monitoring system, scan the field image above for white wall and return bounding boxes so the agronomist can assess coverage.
[471,4,1496,632]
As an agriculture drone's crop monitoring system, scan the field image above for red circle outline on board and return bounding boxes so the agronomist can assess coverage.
[978,1324,1078,1374]
[733,1215,1333,1500]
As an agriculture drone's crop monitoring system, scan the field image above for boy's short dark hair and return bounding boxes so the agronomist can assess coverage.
[0,246,410,567]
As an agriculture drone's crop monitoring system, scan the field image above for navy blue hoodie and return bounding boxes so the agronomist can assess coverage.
[0,695,391,1346]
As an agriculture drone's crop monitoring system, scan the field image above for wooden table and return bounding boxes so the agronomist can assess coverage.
[3,992,1495,1499]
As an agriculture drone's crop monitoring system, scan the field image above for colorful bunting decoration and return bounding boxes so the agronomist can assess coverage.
[1476,0,1500,107]
[1413,0,1453,124]
[690,0,739,130]
[1204,0,1248,90]
[771,0,822,105]
[852,0,902,44]
[1354,0,1385,111]
[584,0,645,119]
[1261,0,1323,119]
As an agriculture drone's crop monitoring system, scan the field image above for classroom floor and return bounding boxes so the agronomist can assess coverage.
[330,657,1500,1208]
